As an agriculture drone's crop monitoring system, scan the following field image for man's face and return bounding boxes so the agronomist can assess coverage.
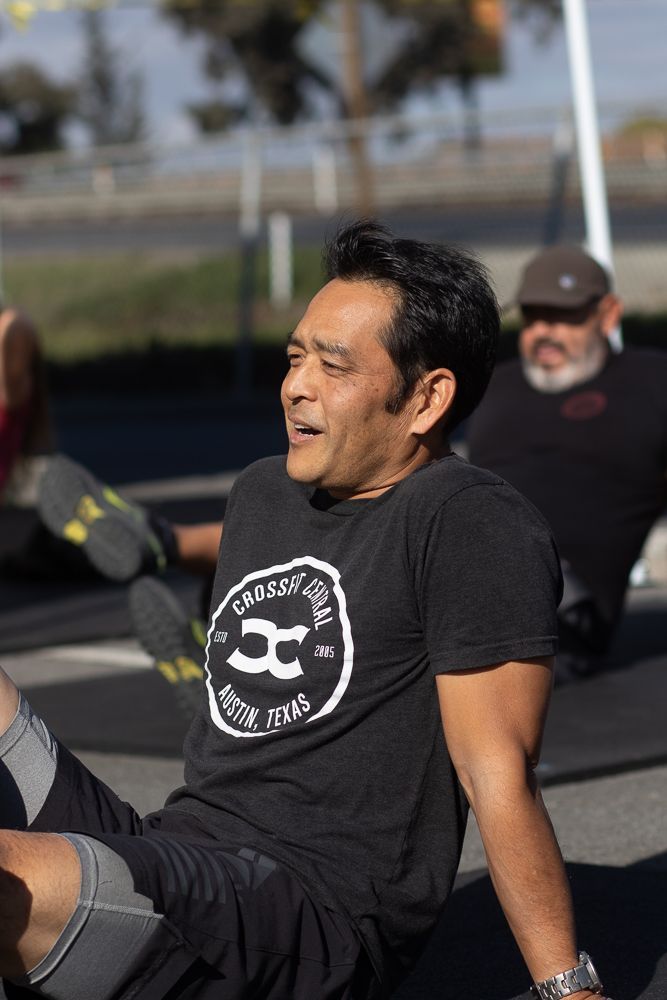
[281,278,423,500]
[518,296,616,392]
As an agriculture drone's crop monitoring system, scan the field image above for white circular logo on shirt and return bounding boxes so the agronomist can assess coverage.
[204,557,354,738]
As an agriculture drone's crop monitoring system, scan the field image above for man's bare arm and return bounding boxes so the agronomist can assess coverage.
[436,659,602,998]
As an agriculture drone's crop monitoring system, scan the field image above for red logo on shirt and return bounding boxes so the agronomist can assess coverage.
[560,391,607,421]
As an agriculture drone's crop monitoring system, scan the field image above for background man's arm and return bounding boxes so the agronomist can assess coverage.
[436,659,601,997]
[173,521,223,575]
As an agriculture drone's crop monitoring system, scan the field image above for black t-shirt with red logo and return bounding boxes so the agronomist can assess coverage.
[467,349,667,628]
[160,454,560,989]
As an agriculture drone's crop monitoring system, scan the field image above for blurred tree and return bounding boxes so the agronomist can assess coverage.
[187,99,246,135]
[163,0,510,127]
[78,9,145,146]
[164,1,322,127]
[163,0,559,212]
[0,62,75,155]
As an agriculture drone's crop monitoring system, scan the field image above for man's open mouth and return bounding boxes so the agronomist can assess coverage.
[532,339,566,363]
[288,419,323,443]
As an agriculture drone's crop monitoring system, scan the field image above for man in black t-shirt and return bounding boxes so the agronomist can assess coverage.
[0,224,612,1000]
[467,245,667,682]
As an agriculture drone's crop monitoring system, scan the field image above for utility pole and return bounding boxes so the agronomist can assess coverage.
[340,0,374,215]
[562,0,621,348]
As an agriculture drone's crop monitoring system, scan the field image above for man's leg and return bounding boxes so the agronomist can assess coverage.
[2,833,194,1000]
[0,668,369,999]
[37,454,221,583]
[0,667,190,999]
[0,667,80,979]
[556,561,612,683]
[0,831,80,979]
[37,455,175,582]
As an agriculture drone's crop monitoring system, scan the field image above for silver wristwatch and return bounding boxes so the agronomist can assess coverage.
[531,952,604,999]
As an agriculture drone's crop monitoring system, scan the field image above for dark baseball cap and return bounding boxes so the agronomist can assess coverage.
[516,245,611,309]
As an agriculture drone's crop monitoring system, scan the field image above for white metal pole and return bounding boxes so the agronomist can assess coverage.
[268,211,293,308]
[239,130,262,240]
[236,130,263,397]
[313,145,339,215]
[562,0,622,348]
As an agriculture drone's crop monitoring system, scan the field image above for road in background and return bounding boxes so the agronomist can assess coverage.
[4,200,665,255]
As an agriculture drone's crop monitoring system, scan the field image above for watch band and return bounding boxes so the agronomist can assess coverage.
[531,952,603,999]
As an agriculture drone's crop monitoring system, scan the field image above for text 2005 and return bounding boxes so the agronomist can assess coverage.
[314,645,335,658]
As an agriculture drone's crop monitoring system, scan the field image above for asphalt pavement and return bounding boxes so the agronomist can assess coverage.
[0,471,665,999]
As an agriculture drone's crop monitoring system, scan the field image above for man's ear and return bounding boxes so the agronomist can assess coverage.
[598,293,624,337]
[410,368,457,436]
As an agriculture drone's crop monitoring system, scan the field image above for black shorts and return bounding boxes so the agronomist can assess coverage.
[2,698,375,1000]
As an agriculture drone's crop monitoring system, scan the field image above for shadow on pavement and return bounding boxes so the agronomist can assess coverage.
[394,853,667,999]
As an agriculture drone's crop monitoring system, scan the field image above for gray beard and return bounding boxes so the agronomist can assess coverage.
[521,340,608,393]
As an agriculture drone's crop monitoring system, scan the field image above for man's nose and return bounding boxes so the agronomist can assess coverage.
[526,316,554,336]
[283,360,317,401]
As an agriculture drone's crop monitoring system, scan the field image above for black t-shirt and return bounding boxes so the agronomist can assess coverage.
[467,349,667,627]
[159,454,560,989]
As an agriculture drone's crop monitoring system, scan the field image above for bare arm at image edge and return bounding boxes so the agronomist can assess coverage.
[0,310,40,410]
[437,659,602,998]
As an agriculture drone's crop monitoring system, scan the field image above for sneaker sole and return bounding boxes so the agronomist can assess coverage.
[129,577,205,719]
[38,455,148,582]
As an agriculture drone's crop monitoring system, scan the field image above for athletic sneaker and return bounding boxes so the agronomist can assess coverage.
[129,576,206,720]
[37,454,171,583]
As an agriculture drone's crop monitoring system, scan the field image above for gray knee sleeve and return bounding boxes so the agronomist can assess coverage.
[18,834,179,1000]
[0,693,58,828]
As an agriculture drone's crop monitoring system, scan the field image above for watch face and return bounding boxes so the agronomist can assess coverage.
[580,951,602,988]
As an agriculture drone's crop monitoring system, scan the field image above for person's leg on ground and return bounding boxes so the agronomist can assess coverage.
[1,665,370,999]
[556,561,612,683]
[0,667,81,978]
[3,833,194,1000]
[37,455,176,582]
[0,665,189,999]
[37,454,222,584]
[0,830,80,979]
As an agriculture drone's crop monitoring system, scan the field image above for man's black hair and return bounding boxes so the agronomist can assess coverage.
[323,219,499,430]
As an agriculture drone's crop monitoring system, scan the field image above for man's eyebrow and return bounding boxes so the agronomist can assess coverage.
[285,332,354,362]
[313,337,353,361]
